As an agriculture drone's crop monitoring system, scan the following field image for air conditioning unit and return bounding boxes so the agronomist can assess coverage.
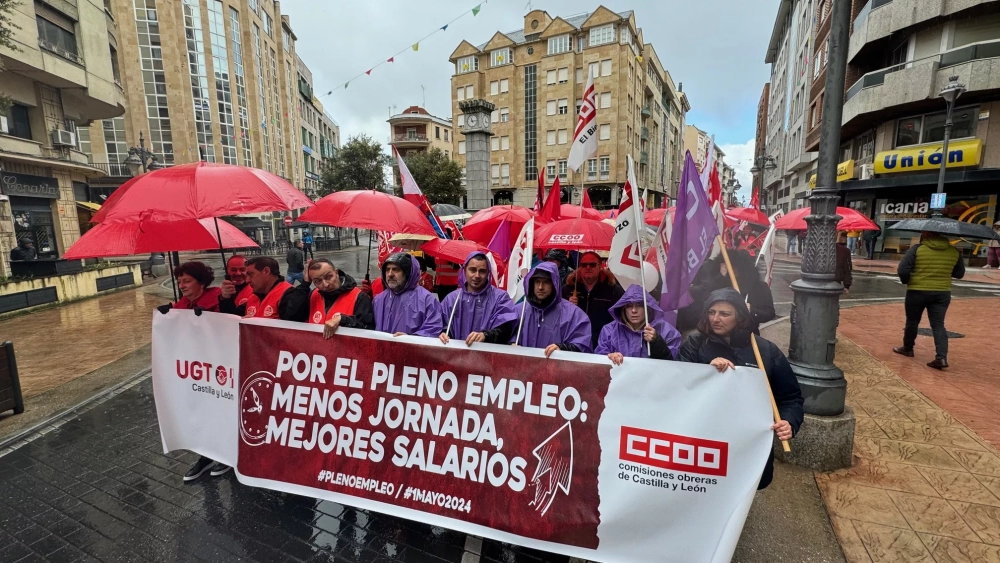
[51,129,76,147]
[860,163,874,180]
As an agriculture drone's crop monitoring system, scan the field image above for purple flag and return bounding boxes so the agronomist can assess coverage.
[661,152,720,313]
[487,219,512,262]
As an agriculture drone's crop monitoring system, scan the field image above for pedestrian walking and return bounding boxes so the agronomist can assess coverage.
[562,251,624,348]
[300,258,374,333]
[983,221,1000,268]
[797,230,807,254]
[864,225,882,260]
[785,230,798,255]
[846,229,861,255]
[511,262,593,355]
[678,288,804,489]
[374,252,443,337]
[597,286,681,365]
[835,232,853,293]
[439,252,518,346]
[302,230,315,260]
[285,240,305,284]
[894,232,966,369]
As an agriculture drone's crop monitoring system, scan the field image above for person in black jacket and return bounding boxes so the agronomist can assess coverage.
[301,259,376,335]
[678,288,804,489]
[562,251,625,348]
[676,250,776,333]
[218,257,309,321]
[835,232,853,293]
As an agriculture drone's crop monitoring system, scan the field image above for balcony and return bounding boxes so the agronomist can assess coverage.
[390,134,431,147]
[639,151,648,165]
[640,127,649,141]
[640,106,651,118]
[89,162,133,178]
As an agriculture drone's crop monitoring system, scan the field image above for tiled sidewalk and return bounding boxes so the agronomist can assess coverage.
[775,253,1000,285]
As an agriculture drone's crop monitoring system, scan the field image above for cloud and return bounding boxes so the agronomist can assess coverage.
[719,139,756,203]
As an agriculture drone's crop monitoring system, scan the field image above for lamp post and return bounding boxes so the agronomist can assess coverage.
[934,76,967,214]
[749,155,777,212]
[125,131,159,176]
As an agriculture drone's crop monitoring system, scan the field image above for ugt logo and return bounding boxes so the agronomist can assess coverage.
[176,359,235,388]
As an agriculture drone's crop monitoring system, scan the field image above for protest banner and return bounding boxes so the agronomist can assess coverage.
[153,313,775,562]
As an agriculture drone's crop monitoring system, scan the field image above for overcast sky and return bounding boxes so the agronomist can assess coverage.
[284,0,780,198]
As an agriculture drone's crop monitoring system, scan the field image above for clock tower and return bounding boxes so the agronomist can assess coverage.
[458,99,495,211]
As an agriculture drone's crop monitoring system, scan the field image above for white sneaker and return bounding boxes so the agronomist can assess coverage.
[983,265,993,269]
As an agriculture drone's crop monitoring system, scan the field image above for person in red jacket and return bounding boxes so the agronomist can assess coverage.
[157,261,220,314]
[219,257,308,321]
[218,254,253,312]
[298,259,376,336]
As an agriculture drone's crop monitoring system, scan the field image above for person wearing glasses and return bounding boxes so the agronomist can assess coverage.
[302,259,376,337]
[562,251,624,349]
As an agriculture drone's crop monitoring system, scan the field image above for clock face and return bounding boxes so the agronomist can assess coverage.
[467,114,478,127]
[240,371,276,446]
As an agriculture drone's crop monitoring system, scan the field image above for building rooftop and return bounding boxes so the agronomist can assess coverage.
[387,106,452,127]
[477,9,634,50]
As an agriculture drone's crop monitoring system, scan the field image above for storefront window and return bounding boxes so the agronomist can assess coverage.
[895,117,922,147]
[895,106,978,147]
[11,199,58,259]
[875,194,997,256]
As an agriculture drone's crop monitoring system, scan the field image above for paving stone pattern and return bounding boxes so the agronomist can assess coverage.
[0,379,567,563]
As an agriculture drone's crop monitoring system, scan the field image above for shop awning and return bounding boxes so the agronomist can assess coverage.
[76,201,102,212]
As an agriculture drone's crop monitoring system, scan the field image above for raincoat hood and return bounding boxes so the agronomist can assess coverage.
[512,261,592,352]
[704,288,754,328]
[595,285,682,359]
[524,262,561,311]
[441,252,517,340]
[457,252,492,294]
[382,252,419,294]
[609,285,665,326]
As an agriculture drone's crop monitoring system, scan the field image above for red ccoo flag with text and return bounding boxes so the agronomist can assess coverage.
[567,69,599,172]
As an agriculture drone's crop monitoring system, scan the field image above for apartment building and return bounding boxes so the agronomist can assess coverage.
[387,106,454,158]
[754,83,770,195]
[448,6,688,210]
[296,54,340,199]
[762,0,818,214]
[682,124,731,180]
[0,0,125,275]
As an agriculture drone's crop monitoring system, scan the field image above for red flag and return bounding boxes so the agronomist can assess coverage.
[365,69,372,76]
[443,220,464,240]
[750,185,760,210]
[387,57,394,63]
[541,177,562,222]
[377,232,401,267]
[581,189,593,209]
[534,169,546,213]
[708,165,723,209]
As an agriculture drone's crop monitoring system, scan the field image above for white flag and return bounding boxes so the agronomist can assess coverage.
[567,70,599,172]
[640,188,648,213]
[699,137,716,190]
[755,210,785,287]
[651,208,672,294]
[506,218,534,302]
[709,200,726,259]
[609,155,644,289]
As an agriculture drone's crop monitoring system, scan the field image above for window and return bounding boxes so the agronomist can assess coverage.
[524,64,538,180]
[546,100,557,115]
[895,107,978,147]
[492,137,499,151]
[578,35,587,52]
[457,87,465,101]
[600,124,611,140]
[444,130,449,141]
[458,141,466,154]
[590,24,615,46]
[600,156,610,179]
[547,130,556,146]
[491,47,513,67]
[4,104,32,139]
[558,99,568,115]
[576,68,583,83]
[599,92,611,109]
[547,69,557,85]
[458,114,465,127]
[249,0,257,13]
[546,160,556,179]
[557,67,568,83]
[263,12,272,36]
[501,164,510,184]
[601,59,612,77]
[589,62,599,79]
[457,55,479,74]
[547,35,570,55]
[587,158,597,180]
[558,159,568,179]
[576,99,582,114]
[490,81,499,95]
[500,78,509,93]
[465,85,474,99]
[500,107,509,122]
[109,45,121,84]
[501,136,509,150]
[491,164,500,184]
[282,28,291,52]
[621,27,631,46]
[491,110,499,123]
[36,16,78,58]
[435,126,441,139]
[558,129,568,144]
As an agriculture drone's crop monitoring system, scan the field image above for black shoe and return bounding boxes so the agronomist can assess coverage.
[927,358,949,370]
[209,464,232,477]
[893,347,914,357]
[183,457,217,482]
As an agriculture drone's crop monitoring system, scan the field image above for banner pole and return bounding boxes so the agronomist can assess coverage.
[445,291,460,339]
[634,188,651,356]
[514,299,527,346]
[718,237,791,453]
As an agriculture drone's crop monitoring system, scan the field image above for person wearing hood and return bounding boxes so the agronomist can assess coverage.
[678,288,804,490]
[439,252,518,346]
[562,251,624,348]
[597,286,681,365]
[676,249,775,334]
[511,262,593,356]
[374,252,443,337]
[298,259,376,337]
[894,232,965,369]
[544,249,574,286]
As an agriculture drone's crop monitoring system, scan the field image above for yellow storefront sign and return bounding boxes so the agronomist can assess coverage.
[808,160,855,188]
[874,138,983,174]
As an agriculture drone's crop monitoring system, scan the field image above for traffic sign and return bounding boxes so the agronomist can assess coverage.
[283,215,293,226]
[930,193,947,210]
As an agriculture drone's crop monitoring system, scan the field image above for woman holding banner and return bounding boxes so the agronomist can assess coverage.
[596,285,681,365]
[678,288,803,489]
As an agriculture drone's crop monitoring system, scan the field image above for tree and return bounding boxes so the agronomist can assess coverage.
[0,0,22,113]
[318,134,391,196]
[398,148,465,205]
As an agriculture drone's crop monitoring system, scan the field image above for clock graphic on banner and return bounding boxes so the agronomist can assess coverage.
[240,370,278,446]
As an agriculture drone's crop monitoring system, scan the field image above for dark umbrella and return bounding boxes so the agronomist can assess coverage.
[432,203,471,221]
[890,218,1000,240]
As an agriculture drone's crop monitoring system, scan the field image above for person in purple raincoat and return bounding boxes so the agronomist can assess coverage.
[374,252,443,337]
[510,262,593,357]
[439,252,518,346]
[596,285,682,365]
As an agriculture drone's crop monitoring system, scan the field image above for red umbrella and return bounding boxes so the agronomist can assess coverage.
[92,162,314,223]
[63,218,257,259]
[775,207,879,231]
[559,204,605,221]
[463,205,538,246]
[420,238,502,265]
[297,190,437,235]
[725,207,770,226]
[644,207,676,227]
[534,218,615,250]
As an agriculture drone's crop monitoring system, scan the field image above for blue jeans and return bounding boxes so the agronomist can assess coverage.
[286,272,304,285]
[847,237,858,254]
[787,236,798,254]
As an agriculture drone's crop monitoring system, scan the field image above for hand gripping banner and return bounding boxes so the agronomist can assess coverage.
[152,312,775,562]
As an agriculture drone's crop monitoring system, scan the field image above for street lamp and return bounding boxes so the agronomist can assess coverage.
[934,76,967,213]
[750,155,777,211]
[125,131,159,176]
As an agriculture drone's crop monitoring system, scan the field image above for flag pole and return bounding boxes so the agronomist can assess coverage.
[445,292,460,339]
[718,236,791,453]
[635,208,651,357]
[514,299,527,345]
